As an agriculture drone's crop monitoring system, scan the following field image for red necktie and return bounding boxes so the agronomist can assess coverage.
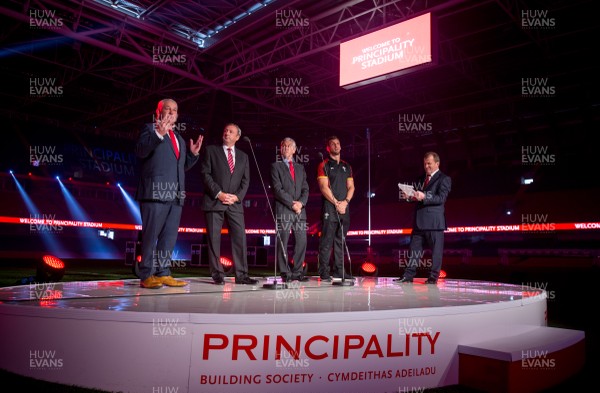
[227,148,234,173]
[424,175,431,189]
[168,130,179,159]
[289,161,295,181]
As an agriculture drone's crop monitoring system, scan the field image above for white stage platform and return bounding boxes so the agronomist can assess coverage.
[0,276,583,393]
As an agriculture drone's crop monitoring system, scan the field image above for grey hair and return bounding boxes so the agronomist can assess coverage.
[281,137,296,148]
[225,123,242,136]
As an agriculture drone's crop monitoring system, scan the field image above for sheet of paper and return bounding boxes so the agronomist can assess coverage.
[398,183,416,197]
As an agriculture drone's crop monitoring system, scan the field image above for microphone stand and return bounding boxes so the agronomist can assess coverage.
[319,153,354,287]
[243,136,287,290]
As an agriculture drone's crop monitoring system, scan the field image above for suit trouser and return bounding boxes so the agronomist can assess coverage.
[276,214,307,277]
[318,211,350,277]
[138,202,182,281]
[403,230,444,280]
[205,209,248,280]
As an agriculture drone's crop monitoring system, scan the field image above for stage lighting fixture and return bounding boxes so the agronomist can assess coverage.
[521,177,534,185]
[439,270,447,279]
[290,259,308,275]
[220,256,234,273]
[98,229,115,240]
[360,261,378,277]
[36,255,65,283]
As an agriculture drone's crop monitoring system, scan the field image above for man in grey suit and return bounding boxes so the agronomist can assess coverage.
[270,137,310,282]
[135,98,203,289]
[200,123,258,285]
[395,151,452,285]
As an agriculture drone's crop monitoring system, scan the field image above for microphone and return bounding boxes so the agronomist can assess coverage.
[243,136,288,289]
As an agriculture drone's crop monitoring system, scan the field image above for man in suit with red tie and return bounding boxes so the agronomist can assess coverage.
[395,152,452,285]
[200,123,258,285]
[135,98,203,289]
[270,137,310,282]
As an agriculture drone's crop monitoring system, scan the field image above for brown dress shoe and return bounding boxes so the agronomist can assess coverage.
[140,276,163,289]
[157,276,188,287]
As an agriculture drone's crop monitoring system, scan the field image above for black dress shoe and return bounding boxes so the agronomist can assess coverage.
[235,276,258,285]
[296,275,310,282]
[281,275,292,283]
[213,277,225,285]
[320,275,332,282]
[424,278,438,284]
[393,277,413,283]
[333,273,355,280]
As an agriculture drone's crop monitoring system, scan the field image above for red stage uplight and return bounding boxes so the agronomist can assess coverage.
[36,255,66,283]
[439,270,447,279]
[136,255,142,263]
[289,259,307,268]
[220,257,233,268]
[42,255,65,269]
[360,261,377,276]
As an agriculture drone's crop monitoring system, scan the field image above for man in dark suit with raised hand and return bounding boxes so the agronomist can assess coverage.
[135,98,203,289]
[271,137,310,282]
[395,151,451,285]
[200,123,257,285]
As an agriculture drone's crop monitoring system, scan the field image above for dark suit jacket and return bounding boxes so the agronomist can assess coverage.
[201,144,250,212]
[135,124,199,206]
[412,170,452,231]
[270,160,309,220]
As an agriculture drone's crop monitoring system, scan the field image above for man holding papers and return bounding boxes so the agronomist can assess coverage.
[395,152,452,285]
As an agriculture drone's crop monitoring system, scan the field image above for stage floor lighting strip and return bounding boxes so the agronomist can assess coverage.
[1,216,599,235]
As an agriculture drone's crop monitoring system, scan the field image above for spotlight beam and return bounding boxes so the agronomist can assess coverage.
[117,184,142,224]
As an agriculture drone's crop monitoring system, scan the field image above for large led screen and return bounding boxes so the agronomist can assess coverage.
[340,13,435,89]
